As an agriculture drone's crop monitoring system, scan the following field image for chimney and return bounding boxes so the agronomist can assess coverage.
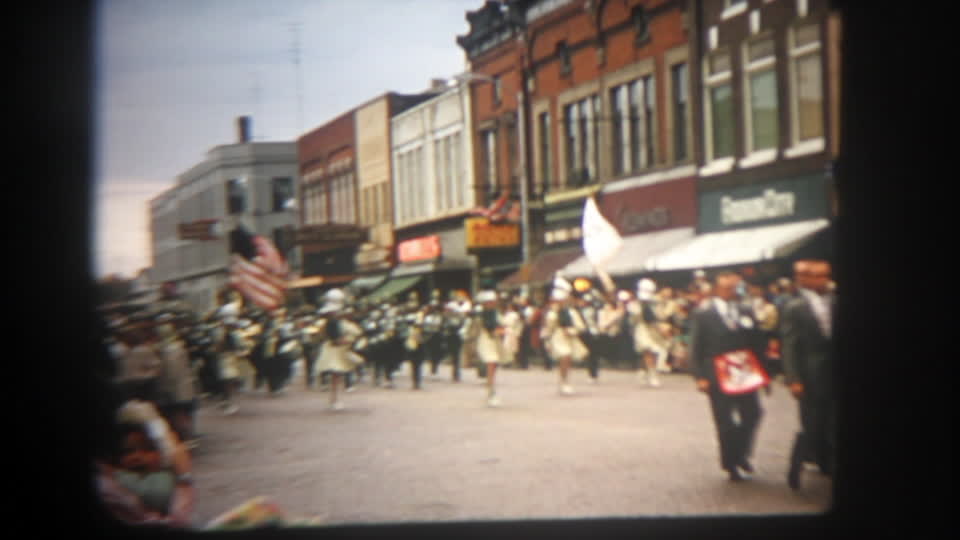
[237,116,252,143]
[430,78,449,92]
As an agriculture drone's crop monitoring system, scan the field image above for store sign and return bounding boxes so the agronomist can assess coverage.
[465,218,520,249]
[398,235,441,263]
[295,224,368,246]
[699,174,828,233]
[178,219,218,241]
[619,207,671,234]
[355,246,392,266]
[721,190,796,225]
[545,226,581,245]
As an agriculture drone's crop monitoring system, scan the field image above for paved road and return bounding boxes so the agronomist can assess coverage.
[189,362,831,528]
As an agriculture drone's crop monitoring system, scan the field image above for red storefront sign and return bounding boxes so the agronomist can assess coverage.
[397,235,441,263]
[599,176,697,235]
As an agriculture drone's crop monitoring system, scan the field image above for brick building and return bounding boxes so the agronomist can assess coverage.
[296,110,366,301]
[640,0,842,282]
[459,0,698,293]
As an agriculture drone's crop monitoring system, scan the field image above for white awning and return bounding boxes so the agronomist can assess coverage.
[644,219,830,272]
[559,227,695,278]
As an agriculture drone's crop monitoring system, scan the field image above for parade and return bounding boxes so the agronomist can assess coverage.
[91,0,844,530]
[94,257,836,527]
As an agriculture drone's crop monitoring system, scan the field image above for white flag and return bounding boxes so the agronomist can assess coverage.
[582,196,623,270]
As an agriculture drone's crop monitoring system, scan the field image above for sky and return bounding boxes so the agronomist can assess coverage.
[93,0,483,279]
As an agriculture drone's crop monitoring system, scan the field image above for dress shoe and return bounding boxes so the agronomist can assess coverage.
[727,468,744,482]
[787,461,802,490]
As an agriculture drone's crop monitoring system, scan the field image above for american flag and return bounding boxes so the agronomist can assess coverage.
[229,235,289,310]
[468,192,509,219]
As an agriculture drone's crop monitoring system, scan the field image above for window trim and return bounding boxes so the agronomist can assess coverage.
[722,0,748,20]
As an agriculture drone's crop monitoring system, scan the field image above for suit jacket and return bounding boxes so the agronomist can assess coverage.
[780,291,836,396]
[688,299,765,386]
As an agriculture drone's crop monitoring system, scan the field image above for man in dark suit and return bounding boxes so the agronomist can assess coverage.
[689,271,769,482]
[781,260,836,490]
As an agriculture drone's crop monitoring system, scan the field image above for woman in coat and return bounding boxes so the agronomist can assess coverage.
[540,279,589,396]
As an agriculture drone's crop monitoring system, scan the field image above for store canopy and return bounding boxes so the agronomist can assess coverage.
[346,273,387,292]
[363,275,424,305]
[559,227,696,279]
[643,219,830,272]
[498,248,583,290]
[391,257,474,278]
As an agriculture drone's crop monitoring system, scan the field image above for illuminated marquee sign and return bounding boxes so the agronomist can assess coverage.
[465,218,520,249]
[397,235,441,263]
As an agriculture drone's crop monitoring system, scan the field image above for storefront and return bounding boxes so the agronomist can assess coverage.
[559,176,698,287]
[497,194,589,295]
[644,173,834,282]
[295,223,368,304]
[467,217,522,289]
[365,226,476,304]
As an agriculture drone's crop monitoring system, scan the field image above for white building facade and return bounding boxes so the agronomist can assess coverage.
[391,83,478,229]
[149,138,299,311]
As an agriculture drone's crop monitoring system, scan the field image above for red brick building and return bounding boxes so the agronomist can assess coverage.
[636,0,843,282]
[459,0,697,291]
[296,109,366,298]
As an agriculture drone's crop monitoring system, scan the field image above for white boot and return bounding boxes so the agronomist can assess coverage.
[649,368,661,387]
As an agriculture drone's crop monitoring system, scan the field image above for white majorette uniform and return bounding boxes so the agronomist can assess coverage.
[474,290,508,366]
[627,278,671,384]
[540,281,590,363]
[314,291,364,375]
[500,306,524,364]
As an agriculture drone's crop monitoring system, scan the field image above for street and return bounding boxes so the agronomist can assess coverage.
[189,363,831,528]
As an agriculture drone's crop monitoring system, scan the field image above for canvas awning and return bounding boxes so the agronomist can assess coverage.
[559,227,696,278]
[497,248,583,290]
[363,275,424,305]
[643,219,830,271]
[390,257,475,278]
[346,273,387,292]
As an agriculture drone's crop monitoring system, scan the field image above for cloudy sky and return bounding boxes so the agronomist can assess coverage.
[94,0,482,279]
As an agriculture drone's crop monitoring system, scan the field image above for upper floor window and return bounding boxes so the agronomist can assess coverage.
[632,7,650,46]
[483,129,498,191]
[743,38,779,155]
[558,41,571,76]
[610,75,656,176]
[538,111,552,191]
[704,51,735,162]
[563,95,600,187]
[672,62,689,162]
[226,178,246,215]
[271,177,294,212]
[493,76,503,105]
[789,22,824,152]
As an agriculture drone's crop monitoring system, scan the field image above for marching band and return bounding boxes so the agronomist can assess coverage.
[104,276,698,431]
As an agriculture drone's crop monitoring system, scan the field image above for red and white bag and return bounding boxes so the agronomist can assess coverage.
[713,349,770,395]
